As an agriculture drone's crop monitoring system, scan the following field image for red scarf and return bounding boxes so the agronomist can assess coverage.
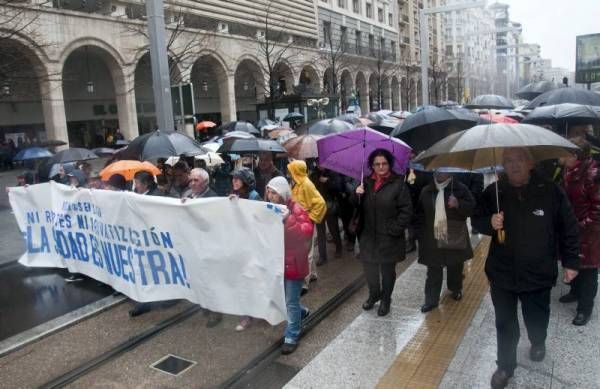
[371,172,391,192]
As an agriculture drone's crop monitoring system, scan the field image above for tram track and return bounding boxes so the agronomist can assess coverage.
[39,256,414,388]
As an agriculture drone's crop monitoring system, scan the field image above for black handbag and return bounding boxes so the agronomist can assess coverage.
[436,219,469,250]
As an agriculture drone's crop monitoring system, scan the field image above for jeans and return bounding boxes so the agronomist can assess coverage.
[284,279,309,344]
[490,286,551,373]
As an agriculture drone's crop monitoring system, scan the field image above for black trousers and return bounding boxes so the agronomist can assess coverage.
[490,286,551,373]
[363,262,397,302]
[316,214,342,261]
[571,268,599,315]
[424,263,464,305]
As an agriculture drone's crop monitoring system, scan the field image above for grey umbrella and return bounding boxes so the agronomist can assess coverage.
[297,119,353,135]
[219,121,260,135]
[217,138,286,154]
[522,104,600,130]
[516,81,565,100]
[464,94,514,110]
[48,147,98,164]
[525,88,600,109]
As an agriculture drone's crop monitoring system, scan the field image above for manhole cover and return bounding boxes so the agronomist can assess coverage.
[150,354,197,377]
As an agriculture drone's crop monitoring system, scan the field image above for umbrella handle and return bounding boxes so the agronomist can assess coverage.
[493,164,505,244]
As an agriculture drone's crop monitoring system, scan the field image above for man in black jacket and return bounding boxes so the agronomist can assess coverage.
[472,147,580,389]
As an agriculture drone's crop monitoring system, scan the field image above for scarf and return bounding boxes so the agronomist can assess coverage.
[371,172,391,192]
[434,178,452,242]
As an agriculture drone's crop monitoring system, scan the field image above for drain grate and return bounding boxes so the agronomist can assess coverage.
[150,354,197,377]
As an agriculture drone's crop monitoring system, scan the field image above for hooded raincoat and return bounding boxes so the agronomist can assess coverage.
[288,160,326,224]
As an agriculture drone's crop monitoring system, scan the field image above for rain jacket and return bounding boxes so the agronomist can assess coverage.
[288,160,326,224]
[284,200,314,280]
[472,173,580,292]
[562,158,600,269]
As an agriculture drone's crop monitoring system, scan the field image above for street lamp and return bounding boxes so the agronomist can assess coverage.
[2,81,11,96]
[307,97,329,119]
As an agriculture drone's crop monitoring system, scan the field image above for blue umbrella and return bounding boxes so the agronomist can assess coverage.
[13,147,53,161]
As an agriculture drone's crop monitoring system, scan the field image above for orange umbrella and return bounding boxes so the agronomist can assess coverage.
[196,121,217,131]
[100,160,161,181]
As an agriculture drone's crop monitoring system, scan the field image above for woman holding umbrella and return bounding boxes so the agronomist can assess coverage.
[415,170,475,313]
[355,149,413,316]
[560,137,600,326]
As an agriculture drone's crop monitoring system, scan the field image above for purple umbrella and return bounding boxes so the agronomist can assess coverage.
[317,128,412,182]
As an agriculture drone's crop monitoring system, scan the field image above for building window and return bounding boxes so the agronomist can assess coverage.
[380,37,385,51]
[340,26,348,50]
[378,8,383,22]
[323,21,331,44]
[369,33,375,52]
[338,0,345,8]
[353,0,360,13]
[355,30,362,53]
[391,41,396,59]
[388,13,393,26]
[366,3,372,18]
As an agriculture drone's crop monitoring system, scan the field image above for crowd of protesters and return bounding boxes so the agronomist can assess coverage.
[12,120,600,378]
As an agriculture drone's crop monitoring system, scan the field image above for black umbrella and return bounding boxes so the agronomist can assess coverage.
[118,130,206,161]
[92,147,117,156]
[297,119,353,135]
[464,94,514,110]
[283,112,304,121]
[368,118,401,135]
[516,80,565,100]
[525,88,600,109]
[34,139,68,148]
[522,103,600,133]
[391,106,488,151]
[48,147,98,164]
[217,138,286,154]
[219,121,260,135]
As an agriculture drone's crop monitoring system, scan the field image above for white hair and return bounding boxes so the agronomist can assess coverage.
[190,168,210,184]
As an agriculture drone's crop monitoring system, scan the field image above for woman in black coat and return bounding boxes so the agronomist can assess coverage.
[416,171,475,313]
[355,149,413,316]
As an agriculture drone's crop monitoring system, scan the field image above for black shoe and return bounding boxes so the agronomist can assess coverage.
[529,343,546,362]
[420,303,438,313]
[129,304,151,317]
[315,257,328,266]
[362,295,381,310]
[490,369,513,389]
[377,300,391,316]
[559,293,577,303]
[451,291,463,301]
[572,312,591,326]
[301,287,308,296]
[281,342,298,355]
[206,312,223,328]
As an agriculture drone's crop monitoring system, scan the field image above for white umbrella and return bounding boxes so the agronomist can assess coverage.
[195,152,224,167]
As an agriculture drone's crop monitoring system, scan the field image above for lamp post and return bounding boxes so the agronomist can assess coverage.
[1,81,11,97]
[307,97,330,119]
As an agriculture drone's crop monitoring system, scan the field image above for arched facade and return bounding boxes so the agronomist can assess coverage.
[340,69,354,112]
[234,58,264,122]
[368,73,379,111]
[355,72,368,115]
[191,54,230,124]
[298,64,321,95]
[381,77,391,110]
[391,77,400,111]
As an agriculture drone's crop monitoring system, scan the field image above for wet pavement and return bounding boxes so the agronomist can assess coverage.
[0,261,113,342]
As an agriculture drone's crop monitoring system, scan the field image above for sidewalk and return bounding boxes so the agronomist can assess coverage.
[285,237,600,388]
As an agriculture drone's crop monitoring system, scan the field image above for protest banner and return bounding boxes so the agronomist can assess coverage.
[8,182,287,324]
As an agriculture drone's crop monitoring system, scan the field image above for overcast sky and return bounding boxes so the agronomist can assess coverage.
[499,0,597,70]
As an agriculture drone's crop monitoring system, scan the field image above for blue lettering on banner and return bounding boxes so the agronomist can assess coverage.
[147,250,171,285]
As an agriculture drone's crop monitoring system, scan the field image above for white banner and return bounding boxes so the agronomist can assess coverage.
[8,182,287,324]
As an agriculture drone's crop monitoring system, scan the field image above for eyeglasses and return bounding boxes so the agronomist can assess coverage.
[373,162,389,167]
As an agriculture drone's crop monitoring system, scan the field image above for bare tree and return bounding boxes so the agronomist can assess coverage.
[0,1,58,96]
[429,58,447,105]
[369,40,397,111]
[318,16,357,113]
[400,62,415,111]
[122,8,213,88]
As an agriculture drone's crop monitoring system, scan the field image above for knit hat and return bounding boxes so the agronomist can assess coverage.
[266,176,291,202]
[230,167,256,189]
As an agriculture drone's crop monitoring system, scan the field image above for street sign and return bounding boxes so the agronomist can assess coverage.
[576,33,600,84]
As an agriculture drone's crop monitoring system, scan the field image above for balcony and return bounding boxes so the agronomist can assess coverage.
[400,14,410,24]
